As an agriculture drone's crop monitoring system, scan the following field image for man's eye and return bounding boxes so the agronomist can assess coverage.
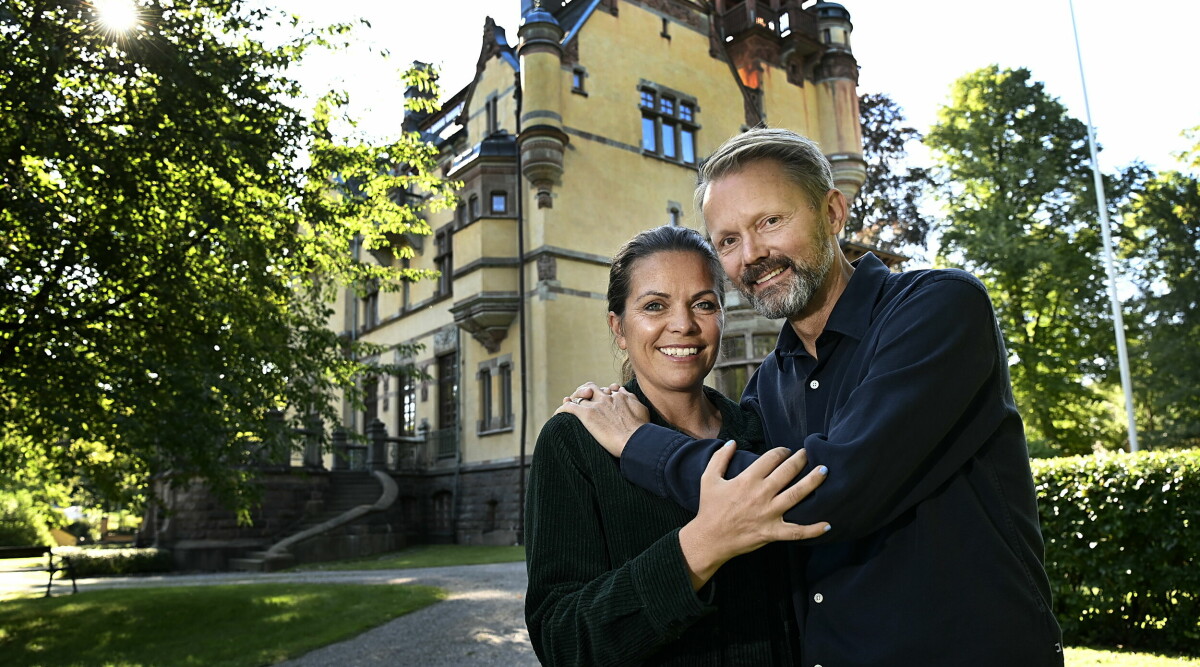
[764,216,781,226]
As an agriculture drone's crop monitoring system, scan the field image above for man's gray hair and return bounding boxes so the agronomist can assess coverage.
[694,128,835,225]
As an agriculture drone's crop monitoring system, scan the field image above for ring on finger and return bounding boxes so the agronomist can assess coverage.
[571,397,586,405]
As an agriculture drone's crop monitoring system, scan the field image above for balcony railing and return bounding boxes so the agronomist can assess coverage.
[721,3,819,42]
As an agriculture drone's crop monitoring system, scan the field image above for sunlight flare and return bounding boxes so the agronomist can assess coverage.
[93,0,139,33]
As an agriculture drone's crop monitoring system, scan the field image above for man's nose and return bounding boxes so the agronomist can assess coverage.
[741,233,769,266]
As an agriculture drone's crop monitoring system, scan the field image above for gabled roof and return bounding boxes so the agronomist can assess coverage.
[557,0,605,47]
[452,17,520,130]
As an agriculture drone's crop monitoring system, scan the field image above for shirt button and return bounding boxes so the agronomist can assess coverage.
[813,593,824,603]
[808,379,819,390]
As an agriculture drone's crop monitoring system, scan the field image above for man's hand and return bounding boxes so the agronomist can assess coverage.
[555,382,648,457]
[678,443,830,589]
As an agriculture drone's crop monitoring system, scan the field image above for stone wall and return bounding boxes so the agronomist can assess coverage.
[154,469,329,571]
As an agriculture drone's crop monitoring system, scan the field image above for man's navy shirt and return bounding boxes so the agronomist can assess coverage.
[623,253,1064,666]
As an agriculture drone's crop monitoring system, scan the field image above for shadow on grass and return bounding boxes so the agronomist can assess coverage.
[0,583,445,667]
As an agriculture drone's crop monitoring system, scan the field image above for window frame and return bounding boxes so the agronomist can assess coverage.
[498,362,513,428]
[434,225,453,299]
[362,284,379,330]
[490,191,508,215]
[398,369,418,437]
[638,84,700,166]
[571,67,587,95]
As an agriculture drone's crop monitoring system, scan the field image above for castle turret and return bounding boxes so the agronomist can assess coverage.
[811,2,865,204]
[517,1,568,209]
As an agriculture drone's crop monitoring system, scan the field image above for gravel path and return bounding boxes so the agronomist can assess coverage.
[275,562,539,667]
[1,562,539,666]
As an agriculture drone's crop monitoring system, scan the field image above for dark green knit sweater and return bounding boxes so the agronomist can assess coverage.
[524,381,798,666]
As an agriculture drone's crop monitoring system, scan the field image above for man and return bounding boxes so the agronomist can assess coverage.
[561,128,1064,666]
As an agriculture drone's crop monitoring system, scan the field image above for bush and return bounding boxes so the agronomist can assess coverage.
[0,490,56,546]
[55,547,173,578]
[1033,449,1199,652]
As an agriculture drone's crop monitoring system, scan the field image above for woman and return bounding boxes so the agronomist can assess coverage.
[524,226,829,666]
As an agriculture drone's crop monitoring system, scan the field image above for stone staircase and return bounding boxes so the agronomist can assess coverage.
[228,470,399,572]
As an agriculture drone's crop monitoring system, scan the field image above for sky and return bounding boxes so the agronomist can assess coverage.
[284,0,1199,173]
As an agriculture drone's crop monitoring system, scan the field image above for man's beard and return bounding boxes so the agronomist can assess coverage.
[738,240,835,320]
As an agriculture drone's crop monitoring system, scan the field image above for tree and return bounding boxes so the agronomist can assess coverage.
[0,0,455,515]
[1124,130,1200,448]
[926,65,1141,455]
[848,92,935,252]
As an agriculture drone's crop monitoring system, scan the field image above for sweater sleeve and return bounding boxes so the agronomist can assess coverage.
[524,414,711,666]
[622,277,1007,543]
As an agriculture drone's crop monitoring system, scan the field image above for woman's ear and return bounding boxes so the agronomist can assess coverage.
[608,312,627,350]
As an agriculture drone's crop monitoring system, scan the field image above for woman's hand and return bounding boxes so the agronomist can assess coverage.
[555,383,647,458]
[678,442,830,590]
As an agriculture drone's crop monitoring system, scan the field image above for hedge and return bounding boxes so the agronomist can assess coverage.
[1033,448,1199,652]
[0,490,56,547]
[53,546,174,578]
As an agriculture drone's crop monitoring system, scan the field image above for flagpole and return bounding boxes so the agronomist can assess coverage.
[1068,0,1139,452]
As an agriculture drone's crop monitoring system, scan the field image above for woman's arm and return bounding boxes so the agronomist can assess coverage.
[525,417,830,665]
[524,415,707,666]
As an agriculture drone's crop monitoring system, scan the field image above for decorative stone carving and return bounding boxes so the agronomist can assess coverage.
[537,254,557,281]
[450,292,520,353]
[434,327,458,355]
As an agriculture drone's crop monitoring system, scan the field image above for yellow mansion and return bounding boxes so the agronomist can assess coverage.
[334,0,870,546]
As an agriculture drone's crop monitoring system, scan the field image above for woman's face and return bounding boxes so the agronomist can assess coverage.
[609,250,723,397]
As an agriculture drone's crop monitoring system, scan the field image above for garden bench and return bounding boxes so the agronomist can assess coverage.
[0,546,78,597]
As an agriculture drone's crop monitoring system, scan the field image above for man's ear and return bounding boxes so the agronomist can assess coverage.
[823,188,849,237]
[608,312,627,350]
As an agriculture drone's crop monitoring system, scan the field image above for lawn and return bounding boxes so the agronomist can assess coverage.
[0,583,444,666]
[291,543,525,571]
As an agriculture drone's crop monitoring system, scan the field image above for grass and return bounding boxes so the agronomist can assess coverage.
[291,543,525,572]
[0,582,444,667]
[1066,647,1200,666]
[6,545,1195,666]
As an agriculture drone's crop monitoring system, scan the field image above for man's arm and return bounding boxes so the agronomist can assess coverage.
[588,276,1010,543]
[557,387,776,513]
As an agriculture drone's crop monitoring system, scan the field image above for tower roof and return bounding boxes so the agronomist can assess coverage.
[522,0,561,28]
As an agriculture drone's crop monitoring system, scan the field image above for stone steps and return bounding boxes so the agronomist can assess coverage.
[227,472,392,572]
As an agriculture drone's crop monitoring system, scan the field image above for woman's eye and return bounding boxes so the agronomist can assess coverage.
[643,302,663,312]
[695,300,718,311]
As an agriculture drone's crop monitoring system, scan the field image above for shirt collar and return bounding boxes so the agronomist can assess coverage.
[775,252,888,355]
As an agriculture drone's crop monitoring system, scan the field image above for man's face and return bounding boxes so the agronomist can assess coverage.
[703,160,836,320]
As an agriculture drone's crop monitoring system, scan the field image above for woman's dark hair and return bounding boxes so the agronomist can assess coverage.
[607,225,725,381]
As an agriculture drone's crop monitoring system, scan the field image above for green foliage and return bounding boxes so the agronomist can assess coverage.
[850,92,935,252]
[1064,647,1200,665]
[0,490,57,546]
[0,1,453,514]
[0,583,446,665]
[927,66,1141,455]
[1123,136,1200,449]
[52,546,173,577]
[1034,449,1199,652]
